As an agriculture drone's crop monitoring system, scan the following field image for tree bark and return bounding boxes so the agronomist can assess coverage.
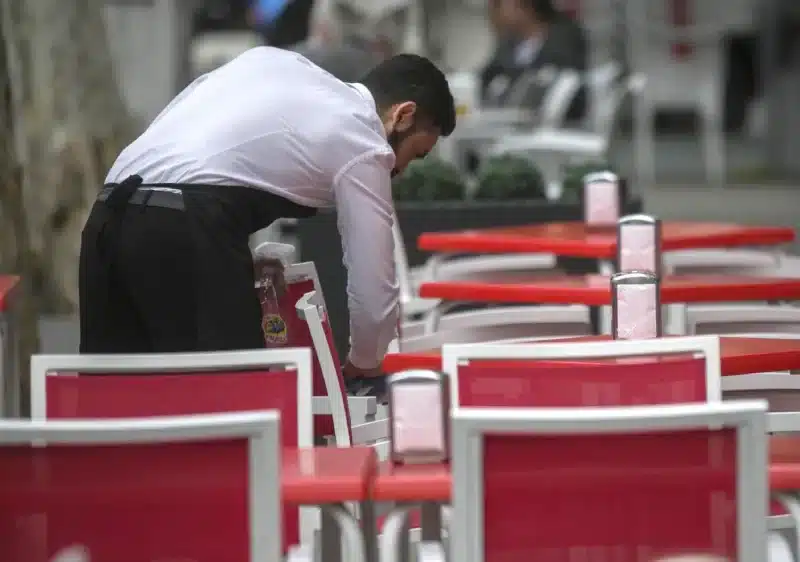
[0,0,137,415]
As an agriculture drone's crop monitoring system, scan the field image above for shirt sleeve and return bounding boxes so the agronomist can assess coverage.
[332,148,399,369]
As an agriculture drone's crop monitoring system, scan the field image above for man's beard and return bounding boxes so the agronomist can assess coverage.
[388,128,410,178]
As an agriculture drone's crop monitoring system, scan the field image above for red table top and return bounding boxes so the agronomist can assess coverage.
[373,436,800,502]
[418,274,800,306]
[417,222,795,259]
[282,446,377,504]
[383,336,800,377]
[0,275,20,312]
[372,461,453,502]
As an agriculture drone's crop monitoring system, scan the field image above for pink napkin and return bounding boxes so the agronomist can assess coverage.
[619,224,657,273]
[616,284,659,339]
[585,180,619,226]
[392,385,445,455]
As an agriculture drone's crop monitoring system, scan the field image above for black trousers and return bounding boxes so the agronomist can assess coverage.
[79,179,316,354]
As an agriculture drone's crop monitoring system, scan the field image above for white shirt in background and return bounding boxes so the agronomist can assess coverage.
[106,46,399,369]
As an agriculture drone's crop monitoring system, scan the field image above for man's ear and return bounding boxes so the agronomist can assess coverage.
[393,102,417,132]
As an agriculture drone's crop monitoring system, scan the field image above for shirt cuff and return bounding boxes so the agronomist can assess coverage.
[347,349,381,371]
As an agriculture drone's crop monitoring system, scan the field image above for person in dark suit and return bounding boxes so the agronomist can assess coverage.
[480,0,587,121]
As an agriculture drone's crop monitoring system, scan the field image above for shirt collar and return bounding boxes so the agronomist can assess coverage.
[351,83,388,139]
[351,83,376,110]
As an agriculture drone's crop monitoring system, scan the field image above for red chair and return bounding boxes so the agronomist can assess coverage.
[0,411,284,562]
[294,289,389,452]
[441,336,796,537]
[445,401,768,562]
[29,348,313,549]
[442,336,722,410]
[281,264,353,444]
[282,262,382,446]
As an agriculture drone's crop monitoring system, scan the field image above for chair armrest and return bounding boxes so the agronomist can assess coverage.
[490,130,605,157]
[401,297,441,319]
[768,412,800,433]
[350,418,390,445]
[415,253,557,283]
[347,396,377,421]
[312,396,377,420]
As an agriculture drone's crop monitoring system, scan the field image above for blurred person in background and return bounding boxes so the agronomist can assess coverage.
[250,0,315,47]
[480,0,587,120]
[289,0,409,82]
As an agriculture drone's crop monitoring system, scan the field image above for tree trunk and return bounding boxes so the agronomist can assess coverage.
[0,0,137,415]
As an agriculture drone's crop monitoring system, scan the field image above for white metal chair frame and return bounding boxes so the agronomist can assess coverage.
[29,347,319,543]
[687,305,800,336]
[393,214,558,322]
[295,291,390,452]
[624,0,729,188]
[442,336,724,410]
[0,412,286,562]
[437,69,583,173]
[487,73,645,199]
[400,304,591,341]
[411,253,557,288]
[285,262,377,428]
[665,249,785,276]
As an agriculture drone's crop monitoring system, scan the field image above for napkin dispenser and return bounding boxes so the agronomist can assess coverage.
[388,370,450,465]
[582,171,622,228]
[611,271,662,340]
[617,214,662,277]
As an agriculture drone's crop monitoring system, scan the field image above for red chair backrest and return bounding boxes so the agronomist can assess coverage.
[482,427,737,560]
[44,370,299,551]
[0,437,255,562]
[275,278,316,351]
[282,278,352,442]
[458,355,708,407]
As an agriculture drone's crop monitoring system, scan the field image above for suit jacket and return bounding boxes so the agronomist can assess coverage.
[480,16,588,121]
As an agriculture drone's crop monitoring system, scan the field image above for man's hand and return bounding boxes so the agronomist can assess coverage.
[343,359,382,380]
[343,359,387,402]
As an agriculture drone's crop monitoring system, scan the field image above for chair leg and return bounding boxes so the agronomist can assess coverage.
[536,155,563,200]
[633,97,656,188]
[702,110,726,188]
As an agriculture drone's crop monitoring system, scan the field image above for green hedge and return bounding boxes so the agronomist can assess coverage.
[392,157,466,202]
[474,155,546,200]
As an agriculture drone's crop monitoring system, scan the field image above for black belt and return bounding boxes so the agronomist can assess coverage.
[97,175,186,212]
[99,175,318,234]
[98,185,185,211]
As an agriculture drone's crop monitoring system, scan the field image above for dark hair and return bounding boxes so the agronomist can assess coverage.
[521,0,558,22]
[360,54,456,137]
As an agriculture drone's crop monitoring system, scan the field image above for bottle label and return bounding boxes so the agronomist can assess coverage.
[262,313,288,344]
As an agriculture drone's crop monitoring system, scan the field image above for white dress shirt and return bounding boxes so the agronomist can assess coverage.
[106,47,399,369]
